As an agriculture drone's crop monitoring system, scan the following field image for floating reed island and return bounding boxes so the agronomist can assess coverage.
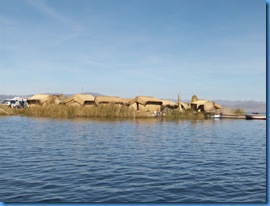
[0,93,243,119]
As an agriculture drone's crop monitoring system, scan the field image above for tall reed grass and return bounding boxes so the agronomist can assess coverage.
[20,104,138,118]
[1,104,207,120]
[164,109,206,120]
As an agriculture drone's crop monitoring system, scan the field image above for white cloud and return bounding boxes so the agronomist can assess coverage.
[25,0,69,24]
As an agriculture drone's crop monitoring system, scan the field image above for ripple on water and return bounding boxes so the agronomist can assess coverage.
[0,117,266,202]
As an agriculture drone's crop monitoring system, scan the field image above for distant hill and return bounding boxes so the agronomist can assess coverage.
[0,92,105,103]
[214,100,266,113]
[167,99,266,113]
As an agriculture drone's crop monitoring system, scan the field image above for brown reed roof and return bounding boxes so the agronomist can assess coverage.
[191,95,199,102]
[65,94,95,105]
[190,100,209,106]
[94,96,130,105]
[119,98,132,105]
[214,102,222,109]
[180,102,189,110]
[204,101,215,111]
[161,99,177,109]
[161,99,177,106]
[27,94,50,104]
[130,96,162,106]
[48,95,67,104]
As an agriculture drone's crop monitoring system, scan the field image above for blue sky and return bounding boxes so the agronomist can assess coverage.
[0,0,266,101]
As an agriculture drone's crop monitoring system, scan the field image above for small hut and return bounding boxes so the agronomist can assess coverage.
[190,100,210,112]
[65,94,95,106]
[94,96,131,106]
[161,100,178,110]
[161,99,178,114]
[27,94,51,106]
[129,96,162,112]
[191,100,221,112]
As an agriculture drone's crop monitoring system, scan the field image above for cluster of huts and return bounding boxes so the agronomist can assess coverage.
[26,94,222,114]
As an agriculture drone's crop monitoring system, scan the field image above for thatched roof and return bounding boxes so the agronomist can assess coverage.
[94,96,130,105]
[214,102,222,109]
[161,99,177,109]
[119,98,132,105]
[161,100,177,106]
[65,94,95,105]
[190,100,209,106]
[204,101,215,111]
[191,100,219,112]
[27,94,50,104]
[191,95,199,102]
[180,102,189,110]
[130,96,162,106]
[48,94,67,104]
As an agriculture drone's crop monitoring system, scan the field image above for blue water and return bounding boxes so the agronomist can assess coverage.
[0,116,266,203]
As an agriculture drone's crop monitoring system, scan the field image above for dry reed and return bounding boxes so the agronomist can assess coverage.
[1,104,208,120]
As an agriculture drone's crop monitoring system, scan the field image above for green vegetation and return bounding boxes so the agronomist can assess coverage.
[222,107,246,116]
[232,108,246,115]
[165,109,206,120]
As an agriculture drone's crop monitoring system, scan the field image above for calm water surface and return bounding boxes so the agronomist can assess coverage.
[0,116,266,202]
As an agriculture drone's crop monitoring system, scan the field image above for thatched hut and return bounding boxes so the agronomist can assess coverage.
[161,99,177,114]
[94,96,131,106]
[190,100,210,111]
[129,96,162,112]
[191,100,220,112]
[27,94,51,106]
[65,94,95,106]
[161,100,178,110]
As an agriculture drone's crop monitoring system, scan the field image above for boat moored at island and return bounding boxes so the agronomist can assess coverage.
[211,114,222,119]
[245,113,266,120]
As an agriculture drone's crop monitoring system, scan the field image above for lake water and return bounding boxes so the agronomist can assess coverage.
[0,116,266,203]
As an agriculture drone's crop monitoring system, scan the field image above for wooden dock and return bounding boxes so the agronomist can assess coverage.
[222,114,246,119]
